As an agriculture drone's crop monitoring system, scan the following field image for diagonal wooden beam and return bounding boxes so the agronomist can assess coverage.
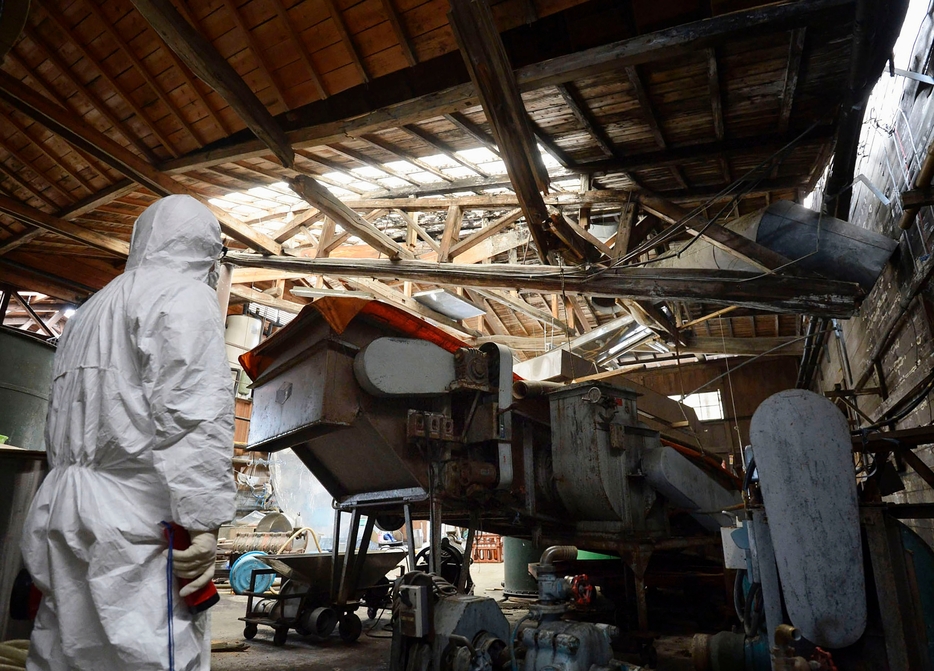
[0,193,129,256]
[625,65,687,188]
[449,208,522,259]
[778,28,807,133]
[378,0,417,67]
[323,0,370,83]
[556,83,617,159]
[274,208,325,244]
[130,0,294,168]
[473,288,573,335]
[438,205,463,262]
[359,134,455,182]
[528,120,575,169]
[394,209,441,254]
[448,0,552,261]
[443,113,500,156]
[0,71,282,255]
[290,175,413,260]
[327,144,421,187]
[0,228,44,256]
[401,125,491,178]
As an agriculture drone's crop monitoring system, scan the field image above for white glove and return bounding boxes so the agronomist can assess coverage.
[171,529,218,597]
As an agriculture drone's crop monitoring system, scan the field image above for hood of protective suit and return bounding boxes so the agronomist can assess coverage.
[126,195,222,282]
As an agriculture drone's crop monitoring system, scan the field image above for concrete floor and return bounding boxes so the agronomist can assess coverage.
[208,562,695,671]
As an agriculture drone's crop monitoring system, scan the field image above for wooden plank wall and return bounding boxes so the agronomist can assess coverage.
[626,356,800,461]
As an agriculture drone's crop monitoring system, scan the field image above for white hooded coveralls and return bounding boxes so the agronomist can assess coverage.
[21,195,236,670]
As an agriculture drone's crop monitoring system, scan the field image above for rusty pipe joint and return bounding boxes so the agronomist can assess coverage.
[539,545,578,567]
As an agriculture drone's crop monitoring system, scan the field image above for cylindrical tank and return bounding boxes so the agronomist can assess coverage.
[503,537,542,597]
[226,314,263,397]
[0,327,55,640]
[0,328,56,449]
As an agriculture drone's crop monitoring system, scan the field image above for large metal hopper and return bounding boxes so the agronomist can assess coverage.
[258,549,406,596]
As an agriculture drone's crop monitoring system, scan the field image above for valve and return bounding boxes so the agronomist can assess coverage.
[569,574,594,608]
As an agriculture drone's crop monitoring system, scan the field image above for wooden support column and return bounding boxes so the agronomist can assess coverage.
[130,0,294,168]
[448,0,553,261]
[439,205,463,262]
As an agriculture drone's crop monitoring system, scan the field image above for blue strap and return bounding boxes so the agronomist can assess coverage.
[160,522,176,671]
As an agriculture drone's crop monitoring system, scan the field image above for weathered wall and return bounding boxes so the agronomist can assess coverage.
[816,7,934,545]
[628,356,800,461]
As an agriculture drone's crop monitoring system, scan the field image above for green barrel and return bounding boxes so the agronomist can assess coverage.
[0,327,55,449]
[503,537,542,597]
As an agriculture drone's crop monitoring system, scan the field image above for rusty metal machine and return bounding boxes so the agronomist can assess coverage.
[241,298,740,657]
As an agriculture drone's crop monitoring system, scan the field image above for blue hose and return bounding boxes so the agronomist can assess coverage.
[160,522,175,671]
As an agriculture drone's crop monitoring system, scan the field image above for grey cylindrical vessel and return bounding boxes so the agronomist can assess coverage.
[0,327,54,640]
[0,327,55,450]
[503,537,541,598]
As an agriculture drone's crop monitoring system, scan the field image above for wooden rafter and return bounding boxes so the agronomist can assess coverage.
[556,83,618,159]
[449,208,523,259]
[474,288,573,334]
[218,0,289,107]
[528,120,575,169]
[359,134,454,182]
[290,175,413,260]
[778,28,807,132]
[0,154,60,209]
[378,0,417,67]
[34,1,182,157]
[327,144,421,187]
[0,135,73,203]
[706,48,725,142]
[448,0,552,261]
[131,0,295,169]
[78,0,205,147]
[438,205,463,262]
[0,70,282,255]
[294,150,384,190]
[395,210,441,254]
[443,113,500,156]
[269,0,327,99]
[323,0,370,83]
[274,208,325,244]
[401,125,491,178]
[625,65,687,188]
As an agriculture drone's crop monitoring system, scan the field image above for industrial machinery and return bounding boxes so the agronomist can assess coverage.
[240,298,741,653]
[390,545,644,671]
[695,390,934,670]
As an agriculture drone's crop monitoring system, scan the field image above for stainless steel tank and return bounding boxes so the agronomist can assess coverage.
[0,327,54,640]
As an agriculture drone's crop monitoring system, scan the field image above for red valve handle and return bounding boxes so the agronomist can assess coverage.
[570,574,594,607]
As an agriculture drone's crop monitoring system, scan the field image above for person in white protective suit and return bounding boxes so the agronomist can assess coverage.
[21,195,236,671]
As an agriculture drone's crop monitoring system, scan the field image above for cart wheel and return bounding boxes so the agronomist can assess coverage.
[243,624,258,640]
[273,627,289,647]
[367,606,378,620]
[338,613,362,643]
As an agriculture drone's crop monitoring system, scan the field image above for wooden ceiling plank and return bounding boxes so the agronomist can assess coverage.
[322,0,370,84]
[0,106,97,193]
[35,1,183,158]
[226,254,864,317]
[0,157,60,209]
[160,0,852,175]
[401,125,491,178]
[16,28,158,162]
[448,0,552,261]
[290,175,412,260]
[78,0,205,147]
[443,112,500,156]
[0,70,282,254]
[556,83,617,159]
[359,134,455,183]
[438,205,463,262]
[378,0,417,68]
[269,0,328,99]
[327,144,422,187]
[778,28,807,133]
[474,287,573,335]
[218,0,289,107]
[683,336,805,356]
[0,136,74,203]
[624,65,688,189]
[130,0,295,169]
[449,208,522,258]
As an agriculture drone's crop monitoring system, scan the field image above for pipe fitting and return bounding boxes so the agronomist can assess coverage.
[539,545,578,567]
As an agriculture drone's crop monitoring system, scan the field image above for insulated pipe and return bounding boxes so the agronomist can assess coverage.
[513,380,563,399]
[539,545,577,567]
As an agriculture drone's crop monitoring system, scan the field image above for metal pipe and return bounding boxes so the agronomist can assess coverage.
[539,545,577,567]
[513,380,563,399]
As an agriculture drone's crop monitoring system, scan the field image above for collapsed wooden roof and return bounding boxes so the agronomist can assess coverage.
[0,0,907,365]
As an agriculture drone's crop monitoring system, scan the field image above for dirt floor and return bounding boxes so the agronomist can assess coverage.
[209,562,697,671]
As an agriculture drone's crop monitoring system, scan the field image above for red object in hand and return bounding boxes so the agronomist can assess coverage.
[163,522,220,613]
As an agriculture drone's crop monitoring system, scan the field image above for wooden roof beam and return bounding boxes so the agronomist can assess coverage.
[294,150,386,190]
[528,120,576,170]
[131,0,295,169]
[401,125,491,178]
[34,2,182,158]
[438,205,463,262]
[359,135,455,183]
[0,71,281,255]
[706,48,725,141]
[556,83,618,159]
[0,156,60,209]
[378,0,417,67]
[778,28,807,133]
[326,144,421,187]
[218,0,289,108]
[323,0,370,84]
[274,208,325,244]
[449,208,522,259]
[290,175,413,260]
[78,0,205,147]
[394,209,441,254]
[474,287,574,335]
[226,254,865,317]
[625,66,688,189]
[448,0,552,261]
[0,137,74,203]
[443,113,500,156]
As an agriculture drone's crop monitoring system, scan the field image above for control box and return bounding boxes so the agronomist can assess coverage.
[397,584,430,638]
